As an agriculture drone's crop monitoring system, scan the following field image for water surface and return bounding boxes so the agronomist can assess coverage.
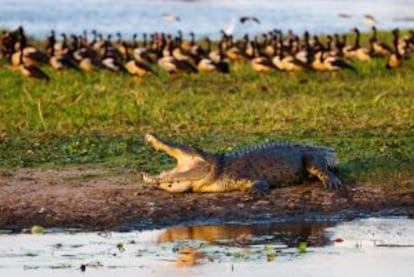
[1,0,414,39]
[0,218,413,277]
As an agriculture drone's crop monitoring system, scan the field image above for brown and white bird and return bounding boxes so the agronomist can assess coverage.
[249,41,278,73]
[369,26,393,57]
[343,28,371,61]
[17,50,50,81]
[123,42,157,77]
[386,29,403,69]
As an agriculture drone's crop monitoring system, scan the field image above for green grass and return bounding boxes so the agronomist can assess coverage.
[0,32,413,188]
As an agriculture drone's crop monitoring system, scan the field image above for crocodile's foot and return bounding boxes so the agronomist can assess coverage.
[324,175,342,190]
[249,180,270,197]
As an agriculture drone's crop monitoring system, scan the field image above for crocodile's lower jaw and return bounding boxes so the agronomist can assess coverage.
[159,181,193,193]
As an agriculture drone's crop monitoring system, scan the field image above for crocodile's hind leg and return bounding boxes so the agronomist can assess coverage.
[303,154,342,189]
[249,180,270,196]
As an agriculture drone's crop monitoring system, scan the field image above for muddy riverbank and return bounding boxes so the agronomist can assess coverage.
[0,166,413,231]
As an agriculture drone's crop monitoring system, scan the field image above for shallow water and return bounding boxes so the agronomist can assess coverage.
[0,218,413,277]
[1,0,414,39]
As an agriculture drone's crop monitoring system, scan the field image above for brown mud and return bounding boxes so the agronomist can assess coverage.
[0,166,413,231]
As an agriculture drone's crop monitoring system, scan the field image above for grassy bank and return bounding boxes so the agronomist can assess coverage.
[0,33,413,188]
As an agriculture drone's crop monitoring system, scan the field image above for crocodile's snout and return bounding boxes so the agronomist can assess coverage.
[145,133,157,144]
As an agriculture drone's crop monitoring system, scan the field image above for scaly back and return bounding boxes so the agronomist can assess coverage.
[222,142,338,167]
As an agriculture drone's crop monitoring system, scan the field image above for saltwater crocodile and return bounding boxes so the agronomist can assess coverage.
[142,133,342,193]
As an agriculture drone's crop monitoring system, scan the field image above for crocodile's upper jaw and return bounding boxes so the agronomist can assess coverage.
[143,133,218,192]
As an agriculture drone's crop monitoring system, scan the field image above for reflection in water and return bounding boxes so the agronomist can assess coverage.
[157,222,334,247]
[0,218,412,276]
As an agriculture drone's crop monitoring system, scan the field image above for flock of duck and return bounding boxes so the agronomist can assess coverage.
[1,25,413,81]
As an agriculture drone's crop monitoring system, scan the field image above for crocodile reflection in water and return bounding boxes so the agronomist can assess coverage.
[157,223,334,247]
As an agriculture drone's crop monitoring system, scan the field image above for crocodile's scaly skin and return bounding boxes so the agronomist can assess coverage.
[142,133,342,193]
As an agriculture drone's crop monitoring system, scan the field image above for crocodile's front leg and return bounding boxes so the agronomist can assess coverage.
[303,154,342,189]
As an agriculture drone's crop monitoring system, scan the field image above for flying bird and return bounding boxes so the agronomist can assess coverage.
[239,16,260,24]
[163,13,181,23]
[338,13,352,18]
[364,14,376,25]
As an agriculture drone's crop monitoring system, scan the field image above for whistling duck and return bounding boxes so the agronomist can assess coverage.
[78,54,98,72]
[1,31,15,58]
[18,50,50,81]
[222,34,245,62]
[197,58,218,72]
[158,55,198,74]
[179,31,196,52]
[203,40,230,73]
[101,40,126,72]
[386,29,403,69]
[406,30,414,52]
[310,49,355,72]
[333,33,346,57]
[88,30,98,49]
[204,37,220,62]
[196,45,230,74]
[263,33,277,57]
[310,51,327,72]
[132,33,148,62]
[11,46,48,66]
[293,31,311,64]
[90,32,105,52]
[158,40,198,74]
[323,54,356,72]
[172,45,197,66]
[72,46,101,72]
[132,33,158,64]
[122,42,157,77]
[273,47,306,72]
[114,32,127,60]
[343,28,371,61]
[395,31,412,57]
[369,26,392,57]
[67,35,101,72]
[325,35,338,56]
[272,33,307,72]
[46,30,56,56]
[10,29,48,66]
[249,41,278,73]
[49,41,80,71]
[53,33,69,56]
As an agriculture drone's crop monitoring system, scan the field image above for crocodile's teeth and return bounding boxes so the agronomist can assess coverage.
[142,173,158,183]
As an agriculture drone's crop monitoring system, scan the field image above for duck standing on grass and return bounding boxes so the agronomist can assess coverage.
[18,49,50,81]
[386,29,403,69]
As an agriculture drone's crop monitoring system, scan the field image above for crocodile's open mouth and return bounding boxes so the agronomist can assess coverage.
[142,133,214,192]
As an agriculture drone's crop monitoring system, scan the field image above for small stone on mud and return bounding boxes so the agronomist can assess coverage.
[255,200,270,206]
[287,202,296,210]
